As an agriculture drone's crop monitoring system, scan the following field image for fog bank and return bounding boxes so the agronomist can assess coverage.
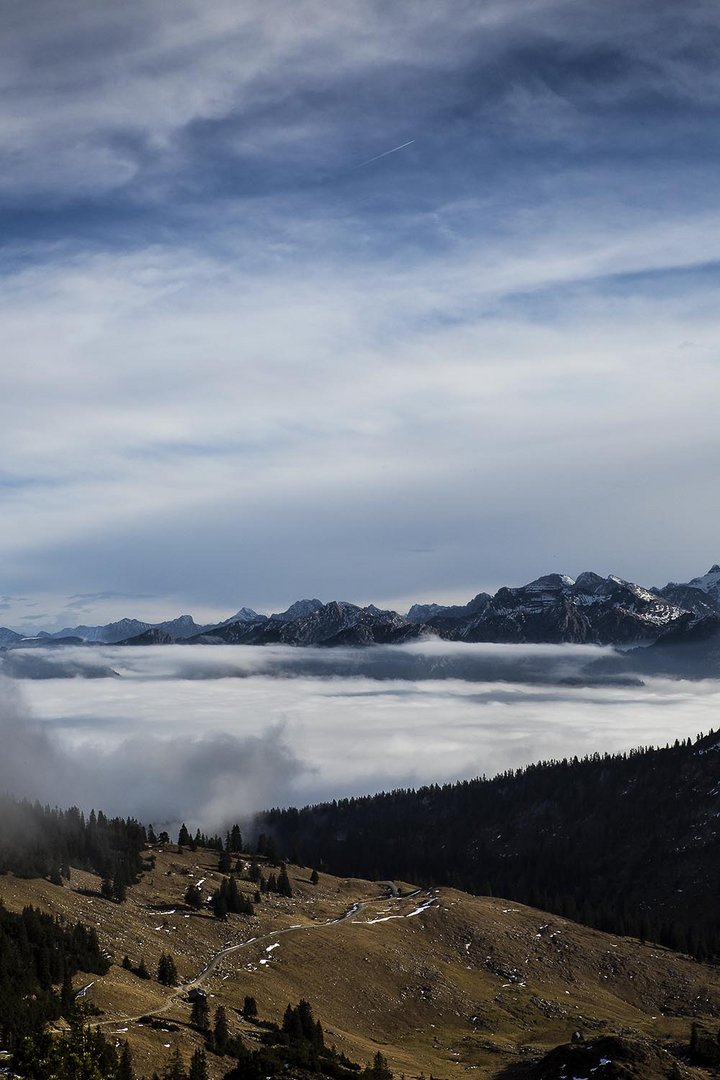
[1,644,717,829]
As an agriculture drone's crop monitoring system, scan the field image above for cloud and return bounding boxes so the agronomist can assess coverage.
[1,1,720,626]
[0,673,307,828]
[2,643,719,830]
[1,639,622,685]
[2,0,719,206]
[1,225,719,623]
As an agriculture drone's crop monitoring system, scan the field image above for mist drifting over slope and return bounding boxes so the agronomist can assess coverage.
[1,642,718,830]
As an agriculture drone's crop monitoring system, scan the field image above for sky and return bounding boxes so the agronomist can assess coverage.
[3,642,719,828]
[2,0,720,633]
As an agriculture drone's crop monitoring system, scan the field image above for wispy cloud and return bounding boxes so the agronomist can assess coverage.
[1,1,719,623]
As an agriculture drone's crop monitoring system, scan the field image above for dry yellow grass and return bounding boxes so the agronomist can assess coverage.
[0,848,717,1078]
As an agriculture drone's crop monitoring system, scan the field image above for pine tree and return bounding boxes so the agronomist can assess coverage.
[178,823,191,846]
[60,969,75,1018]
[118,1042,135,1080]
[310,869,319,885]
[212,890,228,920]
[214,1005,230,1055]
[282,1004,304,1044]
[112,866,128,902]
[162,1046,186,1080]
[277,866,292,897]
[242,995,257,1019]
[191,995,210,1032]
[366,1051,393,1080]
[188,1048,209,1080]
[157,953,178,986]
[184,884,203,910]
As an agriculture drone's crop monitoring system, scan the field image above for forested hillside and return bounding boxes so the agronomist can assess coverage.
[262,730,720,958]
[0,796,147,896]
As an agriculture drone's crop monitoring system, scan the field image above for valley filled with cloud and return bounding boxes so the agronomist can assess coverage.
[2,642,717,828]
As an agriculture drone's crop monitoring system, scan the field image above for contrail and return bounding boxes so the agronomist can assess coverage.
[355,139,415,169]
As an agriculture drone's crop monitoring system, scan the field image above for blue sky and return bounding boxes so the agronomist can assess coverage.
[2,0,720,631]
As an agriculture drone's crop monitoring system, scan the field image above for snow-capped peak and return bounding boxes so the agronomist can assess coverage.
[688,565,720,594]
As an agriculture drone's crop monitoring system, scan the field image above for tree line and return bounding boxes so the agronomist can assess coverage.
[260,731,720,959]
[0,796,147,895]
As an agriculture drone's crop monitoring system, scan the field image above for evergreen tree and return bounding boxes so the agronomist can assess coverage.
[242,995,258,1019]
[60,969,75,1019]
[178,824,191,847]
[283,1003,304,1044]
[191,995,209,1032]
[112,866,128,902]
[365,1051,393,1080]
[184,884,203,910]
[157,953,178,986]
[188,1047,209,1080]
[213,1005,229,1055]
[118,1041,135,1080]
[277,866,292,898]
[162,1046,186,1080]
[212,890,228,920]
[310,868,319,885]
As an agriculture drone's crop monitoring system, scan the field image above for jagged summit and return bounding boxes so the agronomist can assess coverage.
[270,598,323,622]
[3,564,720,651]
[574,570,607,590]
[217,607,265,625]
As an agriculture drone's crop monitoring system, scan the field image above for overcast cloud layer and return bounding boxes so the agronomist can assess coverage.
[1,644,718,829]
[2,1,720,629]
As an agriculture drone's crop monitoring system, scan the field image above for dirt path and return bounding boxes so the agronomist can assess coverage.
[99,895,379,1029]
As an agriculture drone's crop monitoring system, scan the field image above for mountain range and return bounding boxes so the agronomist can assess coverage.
[2,564,720,652]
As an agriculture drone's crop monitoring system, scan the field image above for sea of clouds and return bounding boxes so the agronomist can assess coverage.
[1,642,718,831]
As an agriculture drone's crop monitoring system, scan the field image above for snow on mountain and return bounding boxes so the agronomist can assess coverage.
[5,565,720,651]
[219,607,267,625]
[406,603,450,623]
[207,600,423,647]
[687,565,720,598]
[435,571,688,645]
[155,615,209,639]
[658,565,720,618]
[409,592,492,624]
[50,619,152,643]
[270,599,323,622]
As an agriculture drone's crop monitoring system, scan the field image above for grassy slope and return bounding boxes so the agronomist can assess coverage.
[0,848,717,1079]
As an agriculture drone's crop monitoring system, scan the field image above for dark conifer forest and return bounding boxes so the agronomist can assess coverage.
[0,795,147,888]
[261,730,720,959]
[0,902,109,1046]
